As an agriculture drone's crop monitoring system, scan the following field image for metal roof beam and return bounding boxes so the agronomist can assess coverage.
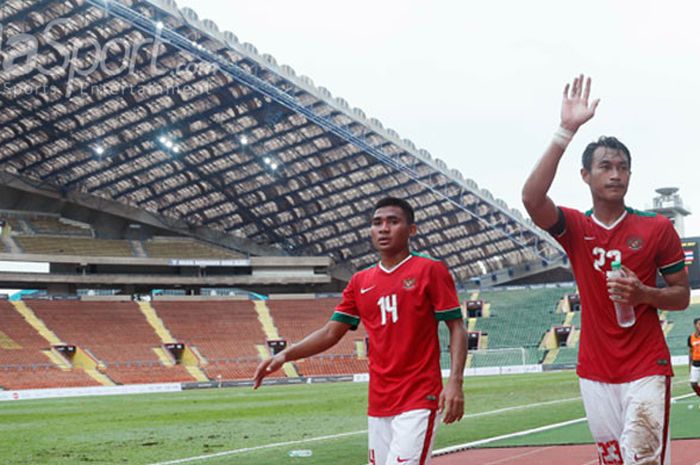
[60,87,262,191]
[151,121,373,213]
[86,0,563,258]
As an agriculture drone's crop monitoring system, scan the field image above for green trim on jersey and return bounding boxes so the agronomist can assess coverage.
[331,311,359,330]
[626,207,656,217]
[584,207,656,218]
[410,251,440,262]
[434,307,463,321]
[659,259,686,275]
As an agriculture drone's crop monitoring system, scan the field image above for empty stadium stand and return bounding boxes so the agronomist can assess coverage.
[143,238,245,259]
[24,217,92,237]
[474,287,572,349]
[666,303,700,357]
[4,288,694,391]
[0,217,29,234]
[442,287,575,369]
[0,300,98,390]
[266,297,369,376]
[0,213,248,261]
[26,300,195,385]
[553,347,579,366]
[152,299,265,380]
[14,237,135,257]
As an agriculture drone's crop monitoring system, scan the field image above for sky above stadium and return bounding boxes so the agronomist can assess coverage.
[177,0,700,236]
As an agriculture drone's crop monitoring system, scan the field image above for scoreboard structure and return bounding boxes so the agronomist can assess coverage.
[682,237,700,288]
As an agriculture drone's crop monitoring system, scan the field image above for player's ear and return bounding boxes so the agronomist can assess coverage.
[580,167,591,186]
[409,223,417,237]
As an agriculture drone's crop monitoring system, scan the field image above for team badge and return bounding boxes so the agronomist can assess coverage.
[626,236,644,250]
[403,278,416,290]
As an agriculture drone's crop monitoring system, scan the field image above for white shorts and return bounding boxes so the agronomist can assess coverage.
[368,409,440,465]
[580,375,671,465]
[690,366,700,384]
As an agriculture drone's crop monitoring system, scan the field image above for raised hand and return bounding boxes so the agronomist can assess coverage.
[561,75,600,132]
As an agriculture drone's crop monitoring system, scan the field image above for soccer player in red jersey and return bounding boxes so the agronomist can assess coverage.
[522,75,690,465]
[689,318,700,397]
[253,197,467,465]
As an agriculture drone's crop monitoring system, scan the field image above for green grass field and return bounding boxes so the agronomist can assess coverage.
[1,370,698,465]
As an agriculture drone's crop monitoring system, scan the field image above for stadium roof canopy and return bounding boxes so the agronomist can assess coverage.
[0,0,565,283]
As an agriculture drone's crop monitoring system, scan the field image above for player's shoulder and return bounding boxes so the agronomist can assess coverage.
[625,207,666,224]
[409,252,451,275]
[560,205,584,215]
[409,252,445,267]
[559,205,587,222]
[410,251,440,262]
[351,262,378,279]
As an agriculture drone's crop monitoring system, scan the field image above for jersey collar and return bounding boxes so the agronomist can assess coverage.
[378,254,413,274]
[589,209,628,231]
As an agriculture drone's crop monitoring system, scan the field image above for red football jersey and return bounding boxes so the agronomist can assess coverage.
[331,253,462,417]
[553,207,685,383]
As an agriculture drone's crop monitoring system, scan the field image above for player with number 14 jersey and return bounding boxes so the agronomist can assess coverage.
[332,252,462,416]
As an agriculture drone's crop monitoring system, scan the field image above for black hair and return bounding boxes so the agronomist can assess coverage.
[695,318,700,325]
[581,136,631,172]
[373,197,415,224]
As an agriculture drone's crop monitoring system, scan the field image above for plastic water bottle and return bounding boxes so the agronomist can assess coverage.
[606,260,636,328]
[288,450,313,458]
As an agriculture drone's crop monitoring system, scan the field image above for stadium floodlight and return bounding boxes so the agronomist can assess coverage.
[270,162,279,170]
[94,146,105,156]
[173,146,180,154]
[263,157,271,165]
[158,136,167,144]
[239,135,249,145]
[155,21,164,30]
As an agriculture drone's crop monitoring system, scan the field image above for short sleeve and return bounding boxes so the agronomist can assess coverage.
[689,336,693,348]
[331,275,360,330]
[550,207,582,252]
[655,218,685,275]
[429,261,462,321]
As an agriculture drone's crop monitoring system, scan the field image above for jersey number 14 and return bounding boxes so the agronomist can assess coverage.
[378,294,398,325]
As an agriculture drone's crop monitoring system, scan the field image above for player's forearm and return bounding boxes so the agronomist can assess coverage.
[280,324,343,362]
[523,76,598,223]
[447,321,467,382]
[522,142,566,213]
[641,284,690,311]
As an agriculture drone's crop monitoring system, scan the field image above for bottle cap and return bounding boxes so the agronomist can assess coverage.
[611,260,621,270]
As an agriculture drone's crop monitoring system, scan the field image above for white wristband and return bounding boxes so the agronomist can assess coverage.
[552,126,574,148]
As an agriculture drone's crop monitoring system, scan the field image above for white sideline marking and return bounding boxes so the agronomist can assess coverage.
[670,392,696,403]
[431,417,588,456]
[145,396,581,465]
[463,396,579,419]
[146,430,366,465]
[146,384,695,465]
[433,390,694,458]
